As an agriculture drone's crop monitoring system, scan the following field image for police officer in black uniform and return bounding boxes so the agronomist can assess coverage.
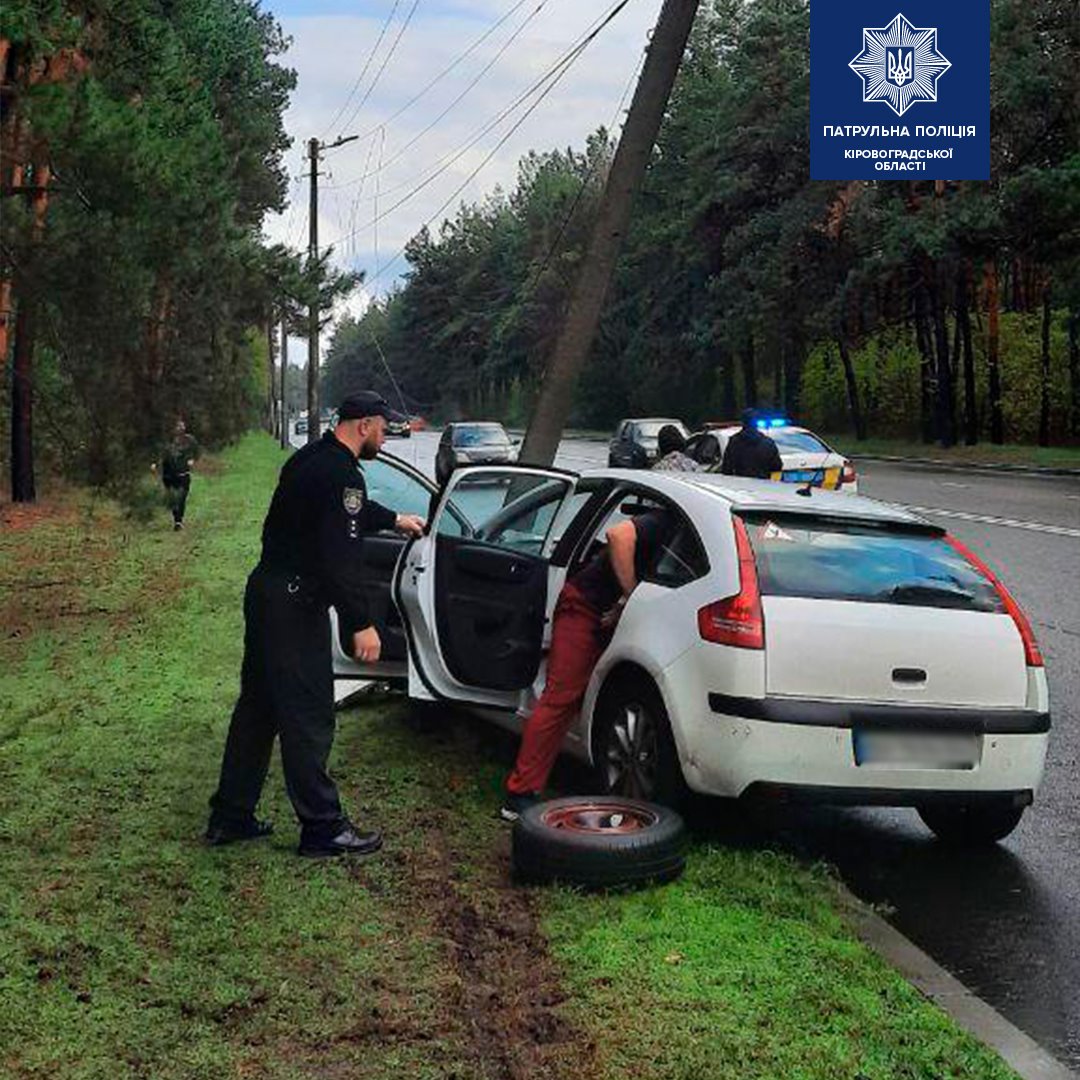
[720,409,784,480]
[206,392,425,858]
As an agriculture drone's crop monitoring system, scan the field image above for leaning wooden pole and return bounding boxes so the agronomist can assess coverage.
[520,0,700,466]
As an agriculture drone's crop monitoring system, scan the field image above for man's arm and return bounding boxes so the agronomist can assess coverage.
[606,519,639,598]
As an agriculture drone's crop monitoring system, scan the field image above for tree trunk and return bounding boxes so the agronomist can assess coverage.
[519,0,701,465]
[741,329,757,408]
[928,260,955,448]
[280,314,289,450]
[913,264,934,443]
[984,258,1004,444]
[10,296,36,501]
[1069,309,1080,438]
[959,263,977,445]
[836,333,866,441]
[266,319,276,434]
[719,347,736,416]
[1039,279,1052,447]
[783,330,803,417]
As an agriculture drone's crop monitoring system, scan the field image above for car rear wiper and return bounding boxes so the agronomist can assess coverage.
[883,580,977,608]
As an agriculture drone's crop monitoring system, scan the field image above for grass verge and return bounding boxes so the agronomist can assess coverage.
[0,433,1020,1079]
[824,434,1080,470]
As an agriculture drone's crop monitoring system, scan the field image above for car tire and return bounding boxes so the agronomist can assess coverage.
[593,674,689,809]
[512,796,687,889]
[917,801,1026,845]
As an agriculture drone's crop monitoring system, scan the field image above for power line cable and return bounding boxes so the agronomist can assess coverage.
[321,0,631,251]
[335,0,425,140]
[321,0,405,141]
[346,0,535,147]
[323,0,553,193]
[357,0,632,288]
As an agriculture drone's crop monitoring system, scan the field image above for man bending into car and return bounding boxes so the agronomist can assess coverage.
[500,507,676,821]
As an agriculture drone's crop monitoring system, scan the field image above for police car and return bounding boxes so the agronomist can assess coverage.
[330,453,1048,845]
[686,417,858,493]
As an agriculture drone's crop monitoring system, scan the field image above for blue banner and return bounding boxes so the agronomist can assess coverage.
[810,1,989,180]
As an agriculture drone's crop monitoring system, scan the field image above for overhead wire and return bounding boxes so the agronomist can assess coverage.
[320,0,633,252]
[356,0,634,289]
[335,0,425,140]
[322,0,554,193]
[320,0,405,141]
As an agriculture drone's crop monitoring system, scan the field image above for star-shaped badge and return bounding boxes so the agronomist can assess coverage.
[849,13,951,118]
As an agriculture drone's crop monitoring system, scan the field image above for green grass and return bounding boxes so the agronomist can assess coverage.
[0,433,1021,1079]
[824,434,1080,470]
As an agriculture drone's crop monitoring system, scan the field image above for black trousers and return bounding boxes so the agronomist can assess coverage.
[209,567,346,840]
[164,474,191,523]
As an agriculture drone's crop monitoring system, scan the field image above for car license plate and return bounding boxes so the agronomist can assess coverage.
[781,469,816,483]
[852,730,981,769]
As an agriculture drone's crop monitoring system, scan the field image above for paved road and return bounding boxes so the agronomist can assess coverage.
[304,425,1080,1066]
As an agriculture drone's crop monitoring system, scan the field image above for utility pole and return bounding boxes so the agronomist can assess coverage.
[280,311,289,450]
[306,133,358,444]
[520,0,700,466]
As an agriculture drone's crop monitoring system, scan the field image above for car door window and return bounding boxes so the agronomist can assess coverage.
[438,471,571,556]
[360,457,433,523]
[571,490,706,586]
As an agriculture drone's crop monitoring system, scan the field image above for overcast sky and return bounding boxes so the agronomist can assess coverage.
[259,0,664,344]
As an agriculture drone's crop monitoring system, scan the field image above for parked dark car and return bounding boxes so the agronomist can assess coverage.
[608,418,689,468]
[435,422,518,485]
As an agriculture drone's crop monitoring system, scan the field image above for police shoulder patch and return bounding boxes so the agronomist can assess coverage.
[343,487,364,515]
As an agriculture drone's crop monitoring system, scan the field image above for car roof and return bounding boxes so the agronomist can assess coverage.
[621,417,685,424]
[586,468,926,526]
[450,420,506,429]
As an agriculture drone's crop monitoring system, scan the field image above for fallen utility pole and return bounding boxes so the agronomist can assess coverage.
[520,0,700,466]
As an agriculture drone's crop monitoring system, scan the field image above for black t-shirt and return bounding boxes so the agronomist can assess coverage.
[570,510,677,612]
[259,431,397,634]
[720,428,783,479]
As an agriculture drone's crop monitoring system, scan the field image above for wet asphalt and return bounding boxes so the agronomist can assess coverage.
[350,428,1080,1066]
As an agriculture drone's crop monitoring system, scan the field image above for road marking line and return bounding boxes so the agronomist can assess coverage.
[903,504,1080,538]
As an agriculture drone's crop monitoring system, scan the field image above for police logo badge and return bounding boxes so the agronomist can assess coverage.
[343,487,364,515]
[849,14,951,117]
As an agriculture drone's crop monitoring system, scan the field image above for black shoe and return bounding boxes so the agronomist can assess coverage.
[173,520,183,531]
[298,824,383,859]
[500,792,541,823]
[205,817,273,847]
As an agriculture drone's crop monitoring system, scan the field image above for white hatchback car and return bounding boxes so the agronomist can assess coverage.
[333,456,1049,843]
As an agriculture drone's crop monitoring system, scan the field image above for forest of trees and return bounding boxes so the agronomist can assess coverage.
[2,0,1077,504]
[323,0,1079,447]
[0,0,313,498]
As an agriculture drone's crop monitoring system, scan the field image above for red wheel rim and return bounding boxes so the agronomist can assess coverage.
[540,802,658,834]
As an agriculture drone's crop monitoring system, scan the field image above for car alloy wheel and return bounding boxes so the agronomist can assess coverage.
[602,700,660,800]
[595,675,688,808]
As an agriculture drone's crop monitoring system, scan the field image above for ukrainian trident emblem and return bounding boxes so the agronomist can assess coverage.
[849,14,951,116]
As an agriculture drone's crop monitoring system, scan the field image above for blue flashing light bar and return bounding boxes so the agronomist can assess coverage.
[756,416,790,429]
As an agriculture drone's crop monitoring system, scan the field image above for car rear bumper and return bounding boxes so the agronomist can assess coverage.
[655,646,1050,801]
[681,707,1049,800]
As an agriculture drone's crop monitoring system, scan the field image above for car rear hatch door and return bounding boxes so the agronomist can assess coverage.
[739,511,1027,707]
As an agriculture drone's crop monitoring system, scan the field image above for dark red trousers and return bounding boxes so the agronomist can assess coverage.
[506,582,605,796]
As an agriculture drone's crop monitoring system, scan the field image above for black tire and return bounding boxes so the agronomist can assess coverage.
[917,801,1026,845]
[512,796,687,888]
[608,454,618,468]
[593,674,689,808]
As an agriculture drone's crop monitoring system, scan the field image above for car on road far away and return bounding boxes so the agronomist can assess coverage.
[386,414,412,438]
[688,420,858,493]
[333,457,1049,844]
[609,418,690,469]
[435,421,517,485]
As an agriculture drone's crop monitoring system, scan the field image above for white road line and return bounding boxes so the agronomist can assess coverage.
[902,504,1080,539]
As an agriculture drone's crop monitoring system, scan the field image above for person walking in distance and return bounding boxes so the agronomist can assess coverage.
[154,419,199,530]
[206,392,425,858]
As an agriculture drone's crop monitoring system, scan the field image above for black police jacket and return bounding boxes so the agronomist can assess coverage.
[258,430,397,635]
[720,428,784,480]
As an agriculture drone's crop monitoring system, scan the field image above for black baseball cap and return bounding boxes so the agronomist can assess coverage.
[337,391,408,424]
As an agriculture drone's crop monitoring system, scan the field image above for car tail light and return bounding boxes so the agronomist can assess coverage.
[840,462,857,485]
[698,516,764,649]
[945,535,1043,667]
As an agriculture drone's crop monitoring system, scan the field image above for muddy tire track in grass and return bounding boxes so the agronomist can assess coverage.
[349,705,600,1080]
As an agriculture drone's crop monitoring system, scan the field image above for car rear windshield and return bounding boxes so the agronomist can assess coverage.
[454,425,509,447]
[769,430,829,454]
[738,513,1004,612]
[635,420,687,439]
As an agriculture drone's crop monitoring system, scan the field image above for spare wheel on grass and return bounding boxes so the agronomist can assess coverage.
[512,796,687,888]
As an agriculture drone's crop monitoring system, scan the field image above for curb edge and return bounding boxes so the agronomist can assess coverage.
[836,882,1077,1080]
